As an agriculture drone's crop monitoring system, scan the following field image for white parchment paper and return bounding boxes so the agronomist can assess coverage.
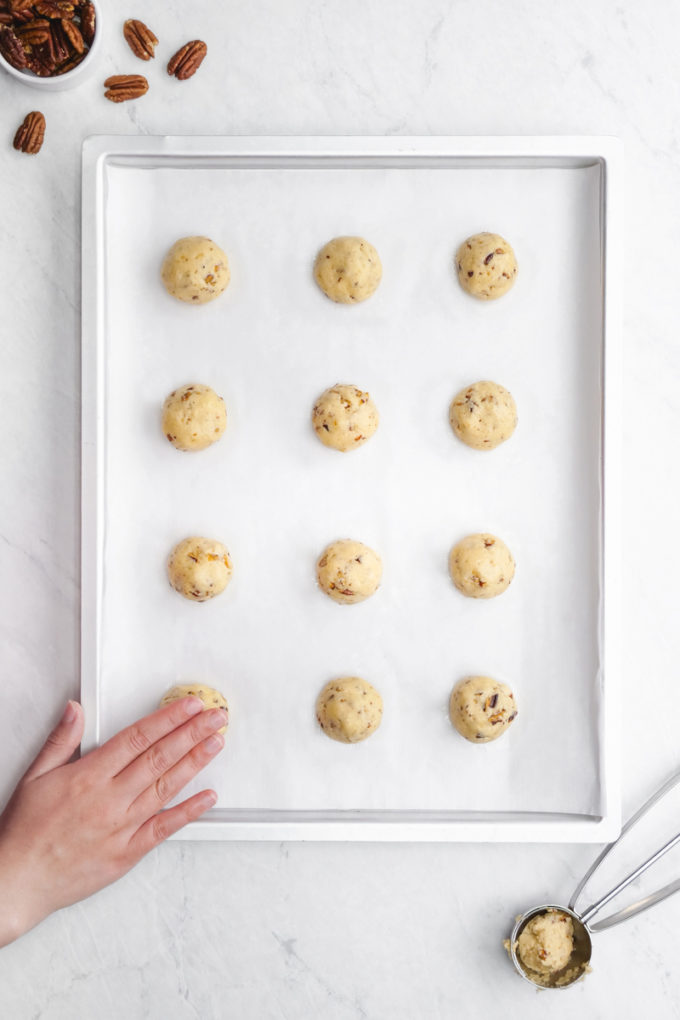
[98,160,603,816]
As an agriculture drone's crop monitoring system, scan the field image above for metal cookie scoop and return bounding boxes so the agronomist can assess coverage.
[509,767,680,988]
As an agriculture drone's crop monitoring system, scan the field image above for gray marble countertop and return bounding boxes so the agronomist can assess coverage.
[1,1,679,1016]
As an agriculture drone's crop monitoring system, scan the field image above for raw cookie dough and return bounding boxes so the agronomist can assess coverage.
[316,676,383,743]
[455,231,518,300]
[161,235,230,304]
[162,383,227,452]
[314,236,382,304]
[312,383,379,452]
[517,910,574,978]
[449,675,517,743]
[160,683,229,733]
[449,380,517,451]
[449,533,515,599]
[316,539,382,604]
[167,536,233,602]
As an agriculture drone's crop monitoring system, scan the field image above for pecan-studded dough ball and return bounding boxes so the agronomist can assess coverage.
[455,231,518,300]
[449,675,517,743]
[161,235,230,304]
[313,236,382,304]
[517,910,574,978]
[316,676,383,743]
[160,683,229,734]
[316,539,382,605]
[162,383,227,452]
[312,383,379,452]
[449,533,515,599]
[449,380,517,451]
[167,536,233,602]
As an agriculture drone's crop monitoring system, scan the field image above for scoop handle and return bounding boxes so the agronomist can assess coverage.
[570,767,680,932]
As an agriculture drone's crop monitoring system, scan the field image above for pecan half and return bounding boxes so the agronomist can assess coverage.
[60,15,82,52]
[17,18,50,45]
[9,0,33,11]
[123,18,157,60]
[167,38,206,80]
[79,0,94,45]
[13,110,45,153]
[103,73,148,102]
[0,24,26,67]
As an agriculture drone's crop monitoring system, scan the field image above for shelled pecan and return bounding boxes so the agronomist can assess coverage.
[13,110,45,153]
[123,18,157,60]
[0,24,26,67]
[0,0,94,76]
[79,0,93,44]
[60,15,82,52]
[167,39,206,80]
[103,73,148,102]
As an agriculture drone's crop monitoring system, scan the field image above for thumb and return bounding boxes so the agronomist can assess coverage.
[23,701,85,782]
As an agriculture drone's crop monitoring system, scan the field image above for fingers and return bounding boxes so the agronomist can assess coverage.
[127,728,224,822]
[117,707,227,802]
[86,697,205,776]
[23,701,85,782]
[129,788,217,857]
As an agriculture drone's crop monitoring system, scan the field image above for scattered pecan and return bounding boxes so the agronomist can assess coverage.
[13,110,45,153]
[123,18,157,60]
[0,24,26,66]
[103,73,148,102]
[167,38,206,80]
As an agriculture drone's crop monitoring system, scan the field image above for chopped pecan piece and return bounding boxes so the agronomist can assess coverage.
[13,110,45,153]
[103,73,148,102]
[167,38,206,80]
[123,18,157,60]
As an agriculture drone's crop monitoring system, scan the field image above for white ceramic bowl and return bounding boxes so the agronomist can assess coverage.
[0,1,103,91]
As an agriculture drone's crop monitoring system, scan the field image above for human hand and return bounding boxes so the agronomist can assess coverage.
[0,696,226,947]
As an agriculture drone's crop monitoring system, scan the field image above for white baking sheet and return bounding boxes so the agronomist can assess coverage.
[81,137,621,840]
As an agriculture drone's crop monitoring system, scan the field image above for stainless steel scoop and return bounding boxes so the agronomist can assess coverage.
[509,767,680,988]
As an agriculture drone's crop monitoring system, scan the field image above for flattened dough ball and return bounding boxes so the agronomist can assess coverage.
[449,533,515,599]
[316,539,382,604]
[449,380,517,451]
[160,683,229,733]
[455,231,517,300]
[161,235,230,304]
[314,236,382,304]
[168,536,233,602]
[162,383,227,452]
[517,910,574,978]
[449,675,517,743]
[316,676,383,743]
[312,383,379,452]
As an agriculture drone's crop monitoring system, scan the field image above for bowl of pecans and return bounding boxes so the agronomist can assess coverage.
[0,0,101,89]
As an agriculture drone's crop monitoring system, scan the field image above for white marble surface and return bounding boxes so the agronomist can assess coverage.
[1,0,680,1016]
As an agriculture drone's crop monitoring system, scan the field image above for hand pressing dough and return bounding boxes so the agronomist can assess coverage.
[314,236,382,304]
[312,383,379,452]
[449,533,515,599]
[455,231,518,300]
[316,539,382,604]
[449,675,517,743]
[160,683,229,733]
[162,383,227,452]
[517,910,574,977]
[168,536,233,602]
[316,676,383,743]
[449,380,517,450]
[161,235,230,304]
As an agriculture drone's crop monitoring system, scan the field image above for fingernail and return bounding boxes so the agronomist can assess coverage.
[201,790,218,809]
[204,733,224,753]
[207,708,228,728]
[184,697,204,715]
[62,700,78,724]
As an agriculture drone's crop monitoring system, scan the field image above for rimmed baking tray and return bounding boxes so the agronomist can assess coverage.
[81,136,622,841]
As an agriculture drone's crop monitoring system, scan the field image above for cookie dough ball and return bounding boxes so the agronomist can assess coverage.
[161,235,230,304]
[314,236,382,304]
[316,676,383,743]
[168,536,233,602]
[449,533,515,599]
[312,383,379,452]
[517,910,574,977]
[162,383,227,452]
[160,683,229,733]
[316,539,382,604]
[449,675,517,743]
[449,380,517,451]
[455,231,518,300]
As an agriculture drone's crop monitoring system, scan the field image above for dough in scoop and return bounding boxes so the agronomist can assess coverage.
[455,231,517,300]
[161,235,230,304]
[517,910,574,977]
[316,676,383,743]
[316,539,382,604]
[160,683,229,733]
[449,675,517,743]
[314,236,382,303]
[312,383,379,451]
[162,383,227,451]
[449,380,517,450]
[449,533,515,599]
[168,536,233,602]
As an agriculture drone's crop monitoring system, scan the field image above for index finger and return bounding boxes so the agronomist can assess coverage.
[85,697,205,776]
